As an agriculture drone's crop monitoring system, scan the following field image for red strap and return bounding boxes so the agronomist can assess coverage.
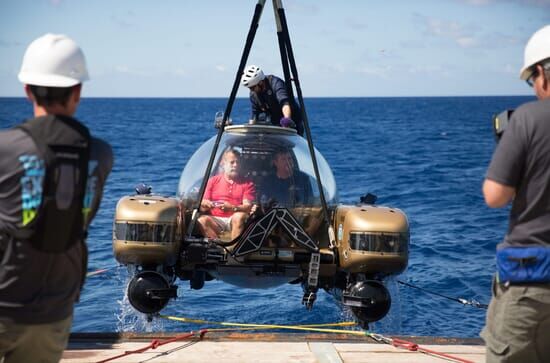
[390,337,474,363]
[96,330,207,363]
[418,346,475,363]
[391,338,418,351]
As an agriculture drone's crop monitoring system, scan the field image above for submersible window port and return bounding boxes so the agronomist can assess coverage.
[115,222,176,243]
[349,232,408,253]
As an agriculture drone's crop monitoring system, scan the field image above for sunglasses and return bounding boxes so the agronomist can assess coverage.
[526,69,539,88]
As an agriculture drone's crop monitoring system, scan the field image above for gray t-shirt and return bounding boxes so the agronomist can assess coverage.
[486,98,550,249]
[0,121,113,324]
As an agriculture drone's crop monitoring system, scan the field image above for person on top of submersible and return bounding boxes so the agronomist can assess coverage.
[241,65,304,136]
[0,34,113,363]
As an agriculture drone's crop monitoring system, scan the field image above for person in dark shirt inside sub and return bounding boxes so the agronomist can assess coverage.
[264,150,313,207]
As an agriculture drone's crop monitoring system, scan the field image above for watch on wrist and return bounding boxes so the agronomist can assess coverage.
[233,206,239,212]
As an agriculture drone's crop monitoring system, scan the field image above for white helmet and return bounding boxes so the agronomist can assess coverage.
[18,33,89,87]
[241,65,265,88]
[520,25,550,81]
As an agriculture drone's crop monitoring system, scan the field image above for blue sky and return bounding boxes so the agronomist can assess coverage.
[1,0,549,97]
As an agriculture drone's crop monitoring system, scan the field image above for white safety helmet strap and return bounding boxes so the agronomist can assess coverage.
[520,25,550,81]
[18,33,89,87]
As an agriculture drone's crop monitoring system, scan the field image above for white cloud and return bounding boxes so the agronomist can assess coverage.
[407,65,444,74]
[357,65,391,77]
[415,14,498,49]
[174,68,187,76]
[345,18,369,31]
[115,65,130,73]
[424,17,480,48]
[426,18,464,38]
[215,65,226,72]
[285,2,321,15]
[295,63,346,75]
[456,36,478,48]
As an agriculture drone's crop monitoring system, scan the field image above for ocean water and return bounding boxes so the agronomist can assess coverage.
[0,96,533,337]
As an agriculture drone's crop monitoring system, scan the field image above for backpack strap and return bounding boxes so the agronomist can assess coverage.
[15,115,91,253]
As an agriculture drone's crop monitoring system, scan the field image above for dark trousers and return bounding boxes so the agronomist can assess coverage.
[0,314,72,363]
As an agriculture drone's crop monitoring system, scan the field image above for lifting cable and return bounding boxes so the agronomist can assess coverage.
[273,0,335,248]
[397,280,489,309]
[273,0,293,100]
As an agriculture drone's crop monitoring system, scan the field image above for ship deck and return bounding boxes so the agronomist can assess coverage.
[62,332,485,362]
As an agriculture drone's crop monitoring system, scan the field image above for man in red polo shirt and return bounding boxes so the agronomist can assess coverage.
[198,149,256,240]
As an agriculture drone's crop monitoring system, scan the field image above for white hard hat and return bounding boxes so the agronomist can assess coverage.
[18,33,89,87]
[520,25,550,81]
[241,65,265,88]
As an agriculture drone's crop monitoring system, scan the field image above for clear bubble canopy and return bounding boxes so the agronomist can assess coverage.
[177,125,338,210]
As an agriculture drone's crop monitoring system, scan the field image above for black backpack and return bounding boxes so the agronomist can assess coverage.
[15,115,91,253]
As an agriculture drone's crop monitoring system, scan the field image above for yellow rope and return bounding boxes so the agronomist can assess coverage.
[192,322,358,333]
[159,315,368,336]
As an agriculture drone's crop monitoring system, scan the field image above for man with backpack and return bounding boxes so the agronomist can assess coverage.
[0,33,113,363]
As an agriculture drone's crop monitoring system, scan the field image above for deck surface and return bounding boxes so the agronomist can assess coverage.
[62,333,486,363]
